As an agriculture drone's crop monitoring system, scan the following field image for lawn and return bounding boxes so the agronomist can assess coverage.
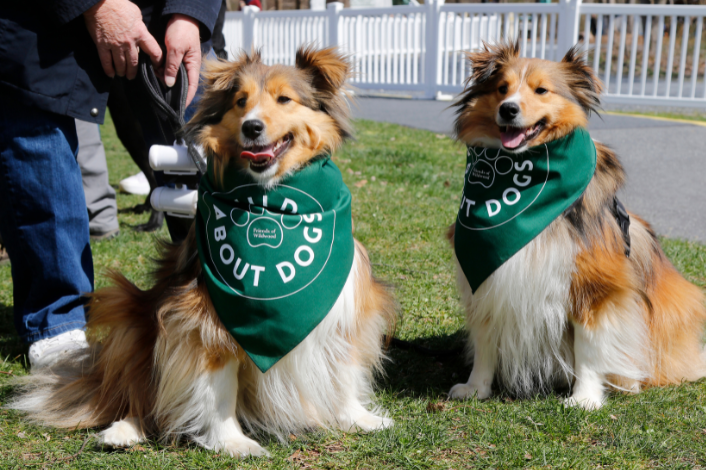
[608,109,706,126]
[1,115,706,469]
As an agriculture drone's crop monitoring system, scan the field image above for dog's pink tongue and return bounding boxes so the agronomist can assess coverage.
[241,146,275,162]
[501,127,527,149]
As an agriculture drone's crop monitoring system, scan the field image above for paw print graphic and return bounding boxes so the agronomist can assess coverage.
[231,205,302,249]
[467,148,515,189]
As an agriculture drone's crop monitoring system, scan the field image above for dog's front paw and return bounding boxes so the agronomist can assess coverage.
[344,413,394,432]
[98,418,145,447]
[564,393,604,411]
[217,437,270,458]
[448,382,491,400]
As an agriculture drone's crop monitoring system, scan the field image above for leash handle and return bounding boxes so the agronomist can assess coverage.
[139,55,207,174]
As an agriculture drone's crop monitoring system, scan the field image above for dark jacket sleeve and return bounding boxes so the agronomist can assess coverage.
[52,0,104,24]
[162,0,221,41]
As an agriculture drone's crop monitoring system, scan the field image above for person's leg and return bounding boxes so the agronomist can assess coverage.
[75,119,119,240]
[0,105,93,345]
[0,231,8,266]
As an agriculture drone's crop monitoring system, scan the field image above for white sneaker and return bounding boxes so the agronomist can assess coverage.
[28,329,89,369]
[118,171,150,195]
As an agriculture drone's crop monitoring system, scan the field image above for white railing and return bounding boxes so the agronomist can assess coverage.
[234,6,331,66]
[340,5,427,90]
[223,13,245,53]
[224,0,706,107]
[580,4,706,107]
[437,3,565,91]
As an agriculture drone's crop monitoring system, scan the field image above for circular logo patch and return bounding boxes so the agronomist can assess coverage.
[457,146,550,231]
[202,184,336,300]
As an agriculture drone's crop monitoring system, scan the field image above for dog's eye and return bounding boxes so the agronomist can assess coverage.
[278,96,291,104]
[498,85,508,95]
[536,87,548,95]
[237,97,247,108]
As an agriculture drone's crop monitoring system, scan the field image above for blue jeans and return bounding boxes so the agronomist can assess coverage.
[0,105,93,342]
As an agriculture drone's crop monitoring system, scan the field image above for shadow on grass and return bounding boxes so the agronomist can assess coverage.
[380,331,577,403]
[380,331,469,399]
[0,303,26,364]
[0,303,25,407]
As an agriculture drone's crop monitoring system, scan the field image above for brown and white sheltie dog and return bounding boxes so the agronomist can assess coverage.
[447,41,706,409]
[9,47,396,457]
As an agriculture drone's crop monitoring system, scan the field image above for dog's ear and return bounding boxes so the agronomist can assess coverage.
[561,45,602,115]
[466,40,520,86]
[200,49,261,92]
[295,46,350,95]
[295,46,353,140]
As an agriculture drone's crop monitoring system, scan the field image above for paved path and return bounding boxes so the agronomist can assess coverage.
[352,97,706,243]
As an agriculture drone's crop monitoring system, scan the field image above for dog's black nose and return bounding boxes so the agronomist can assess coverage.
[242,120,265,139]
[499,102,521,121]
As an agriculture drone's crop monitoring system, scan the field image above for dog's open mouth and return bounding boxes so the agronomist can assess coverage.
[240,133,293,173]
[499,120,545,150]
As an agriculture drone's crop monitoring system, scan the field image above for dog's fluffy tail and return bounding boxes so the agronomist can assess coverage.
[7,272,159,430]
[628,215,706,386]
[645,255,706,386]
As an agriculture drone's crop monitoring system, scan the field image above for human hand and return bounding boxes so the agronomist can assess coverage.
[163,14,201,106]
[83,0,163,80]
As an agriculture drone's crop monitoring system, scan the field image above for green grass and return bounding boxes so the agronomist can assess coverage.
[1,117,706,469]
[610,109,706,124]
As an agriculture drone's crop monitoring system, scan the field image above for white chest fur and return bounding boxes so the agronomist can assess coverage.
[455,223,577,396]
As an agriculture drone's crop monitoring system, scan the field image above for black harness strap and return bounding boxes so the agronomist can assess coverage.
[563,195,631,258]
[613,196,631,257]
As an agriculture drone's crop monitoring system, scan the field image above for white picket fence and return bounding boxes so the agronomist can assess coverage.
[224,0,706,107]
[580,4,706,106]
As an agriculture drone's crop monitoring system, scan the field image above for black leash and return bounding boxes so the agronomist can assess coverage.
[139,54,206,174]
[137,54,207,243]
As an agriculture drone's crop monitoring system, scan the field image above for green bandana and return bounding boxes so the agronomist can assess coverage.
[454,127,596,292]
[196,156,354,372]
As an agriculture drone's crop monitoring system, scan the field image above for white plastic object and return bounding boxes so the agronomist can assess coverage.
[150,186,198,218]
[149,144,199,175]
[118,171,151,195]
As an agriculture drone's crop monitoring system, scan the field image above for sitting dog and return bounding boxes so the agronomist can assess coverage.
[447,41,706,409]
[9,47,396,457]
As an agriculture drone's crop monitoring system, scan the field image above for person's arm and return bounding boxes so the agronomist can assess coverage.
[51,0,103,25]
[162,0,221,42]
[83,0,163,80]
